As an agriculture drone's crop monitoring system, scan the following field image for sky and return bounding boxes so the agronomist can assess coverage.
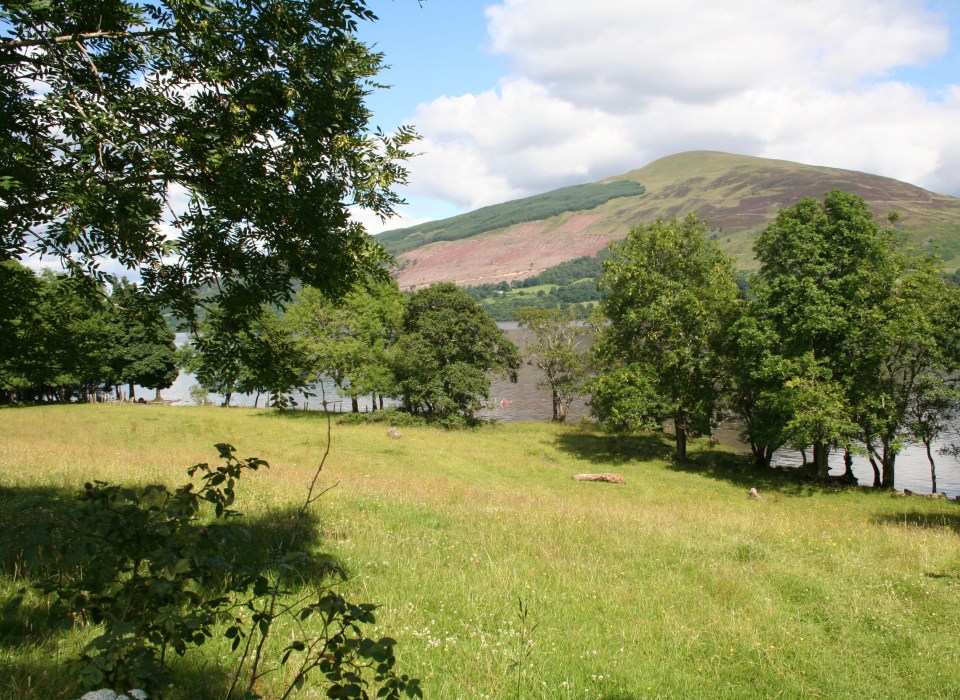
[352,0,960,234]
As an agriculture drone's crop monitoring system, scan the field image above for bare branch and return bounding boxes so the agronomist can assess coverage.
[0,27,172,51]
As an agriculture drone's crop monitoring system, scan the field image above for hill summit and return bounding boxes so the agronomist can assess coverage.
[382,151,960,290]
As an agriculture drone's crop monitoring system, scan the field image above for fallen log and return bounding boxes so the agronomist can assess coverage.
[572,473,626,483]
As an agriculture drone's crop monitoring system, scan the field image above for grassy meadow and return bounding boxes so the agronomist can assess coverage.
[1,404,960,699]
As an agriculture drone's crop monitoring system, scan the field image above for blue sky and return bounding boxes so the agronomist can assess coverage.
[351,0,960,234]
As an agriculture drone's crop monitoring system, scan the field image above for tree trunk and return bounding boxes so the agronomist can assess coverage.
[751,444,762,467]
[867,454,881,488]
[351,396,359,413]
[370,393,377,412]
[675,425,687,461]
[752,444,774,469]
[223,391,232,407]
[880,438,896,490]
[813,442,830,479]
[843,448,855,481]
[925,439,937,493]
[128,382,135,400]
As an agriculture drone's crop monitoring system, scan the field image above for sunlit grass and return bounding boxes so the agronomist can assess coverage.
[2,404,960,699]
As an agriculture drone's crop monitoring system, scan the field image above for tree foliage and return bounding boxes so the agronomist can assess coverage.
[107,278,178,399]
[391,283,520,418]
[284,280,405,412]
[1,0,416,325]
[515,306,589,422]
[746,190,960,485]
[592,215,740,459]
[0,261,177,403]
[184,305,308,408]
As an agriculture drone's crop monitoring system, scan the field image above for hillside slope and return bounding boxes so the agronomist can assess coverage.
[384,151,960,290]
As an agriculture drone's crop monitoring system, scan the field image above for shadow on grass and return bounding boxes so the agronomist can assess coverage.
[554,430,673,465]
[670,447,828,497]
[871,510,960,535]
[555,426,869,497]
[0,652,234,700]
[259,408,340,422]
[0,476,345,698]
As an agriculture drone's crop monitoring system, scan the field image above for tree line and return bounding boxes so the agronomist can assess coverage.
[6,187,957,491]
[183,281,521,421]
[0,261,178,403]
[588,190,960,491]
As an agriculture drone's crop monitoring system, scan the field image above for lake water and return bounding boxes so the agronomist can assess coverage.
[149,331,960,498]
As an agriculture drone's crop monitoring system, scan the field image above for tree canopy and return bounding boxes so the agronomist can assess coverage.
[0,261,178,403]
[593,214,740,459]
[1,0,416,326]
[515,306,589,422]
[391,283,520,418]
[284,280,405,412]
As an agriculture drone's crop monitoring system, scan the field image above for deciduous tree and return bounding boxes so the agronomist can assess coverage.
[285,280,405,412]
[1,0,416,326]
[593,215,739,459]
[107,279,178,400]
[391,283,520,418]
[749,191,958,486]
[515,306,589,422]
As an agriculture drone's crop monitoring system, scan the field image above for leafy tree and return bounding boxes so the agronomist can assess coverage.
[0,260,42,400]
[391,283,520,418]
[285,280,405,412]
[593,215,739,459]
[515,306,589,422]
[905,375,960,493]
[1,0,416,326]
[19,271,116,402]
[848,254,960,487]
[749,191,960,486]
[106,279,178,400]
[186,306,308,408]
[724,310,794,468]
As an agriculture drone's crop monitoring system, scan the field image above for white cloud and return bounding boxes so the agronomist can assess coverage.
[351,204,434,236]
[409,78,645,208]
[486,0,946,106]
[402,0,960,210]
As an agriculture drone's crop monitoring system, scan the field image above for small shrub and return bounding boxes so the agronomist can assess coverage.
[33,444,420,699]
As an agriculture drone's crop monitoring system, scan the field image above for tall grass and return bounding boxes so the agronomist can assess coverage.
[1,405,959,699]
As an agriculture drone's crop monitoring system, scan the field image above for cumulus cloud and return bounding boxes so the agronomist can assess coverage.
[487,0,946,106]
[408,78,645,208]
[403,0,960,209]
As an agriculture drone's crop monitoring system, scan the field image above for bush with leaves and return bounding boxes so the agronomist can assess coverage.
[37,444,420,699]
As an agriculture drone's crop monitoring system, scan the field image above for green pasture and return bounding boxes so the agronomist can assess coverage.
[1,405,959,699]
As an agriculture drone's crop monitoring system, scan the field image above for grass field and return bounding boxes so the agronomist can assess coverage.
[2,405,959,699]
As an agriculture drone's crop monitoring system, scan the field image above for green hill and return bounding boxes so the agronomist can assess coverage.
[384,152,960,293]
[378,179,645,255]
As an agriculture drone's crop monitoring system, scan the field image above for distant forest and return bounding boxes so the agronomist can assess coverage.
[461,251,614,320]
[461,249,760,321]
[379,180,646,254]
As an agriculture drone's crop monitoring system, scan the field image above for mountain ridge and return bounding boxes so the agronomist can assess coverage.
[383,151,960,290]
